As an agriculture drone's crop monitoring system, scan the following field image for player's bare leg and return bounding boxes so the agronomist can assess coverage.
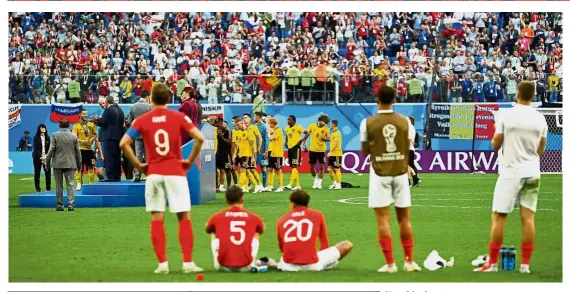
[247,169,263,193]
[310,163,318,188]
[395,207,421,272]
[520,207,535,273]
[335,240,354,260]
[224,169,232,191]
[176,211,203,273]
[373,207,397,273]
[265,167,274,192]
[150,211,168,274]
[475,212,507,272]
[231,168,239,186]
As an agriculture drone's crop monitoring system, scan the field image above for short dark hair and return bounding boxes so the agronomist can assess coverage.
[80,108,87,113]
[288,115,296,123]
[232,116,240,121]
[254,111,263,118]
[377,86,396,105]
[243,113,251,118]
[59,118,70,129]
[517,81,536,102]
[331,120,338,127]
[24,130,29,134]
[215,118,224,124]
[225,185,243,205]
[151,83,171,105]
[140,89,150,99]
[290,190,310,207]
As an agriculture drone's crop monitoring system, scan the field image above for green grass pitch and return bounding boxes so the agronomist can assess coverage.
[9,173,562,282]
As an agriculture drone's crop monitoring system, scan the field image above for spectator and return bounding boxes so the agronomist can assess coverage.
[17,130,32,151]
[8,12,563,105]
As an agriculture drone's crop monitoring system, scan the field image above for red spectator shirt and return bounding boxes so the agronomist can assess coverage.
[206,205,265,268]
[128,108,195,176]
[277,207,330,265]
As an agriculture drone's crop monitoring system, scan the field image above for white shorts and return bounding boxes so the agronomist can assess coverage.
[277,246,340,272]
[211,238,258,272]
[368,172,411,209]
[145,174,191,213]
[492,176,541,213]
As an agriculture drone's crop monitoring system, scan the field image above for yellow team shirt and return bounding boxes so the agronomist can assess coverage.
[270,127,284,157]
[231,129,239,157]
[285,124,304,149]
[329,130,343,157]
[268,126,275,150]
[72,121,97,150]
[307,123,330,152]
[247,124,261,146]
[236,129,255,158]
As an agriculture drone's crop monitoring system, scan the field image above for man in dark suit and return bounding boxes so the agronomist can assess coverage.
[92,96,125,182]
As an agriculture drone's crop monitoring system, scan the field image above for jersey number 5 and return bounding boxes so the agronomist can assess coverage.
[230,221,246,245]
[154,129,170,156]
[283,219,313,243]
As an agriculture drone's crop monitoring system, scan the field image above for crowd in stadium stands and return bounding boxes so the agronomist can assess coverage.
[8,12,563,105]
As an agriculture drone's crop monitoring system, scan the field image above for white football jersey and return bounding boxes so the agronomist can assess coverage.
[495,105,548,178]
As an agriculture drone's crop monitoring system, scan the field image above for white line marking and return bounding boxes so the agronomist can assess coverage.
[19,177,33,181]
[336,197,560,211]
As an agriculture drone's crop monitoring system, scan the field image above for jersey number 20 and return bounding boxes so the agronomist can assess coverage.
[283,219,313,243]
[154,129,170,156]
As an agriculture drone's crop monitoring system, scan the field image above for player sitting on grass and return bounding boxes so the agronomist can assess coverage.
[300,114,331,189]
[327,120,343,190]
[206,185,265,272]
[474,81,548,274]
[266,117,285,192]
[276,190,353,271]
[120,83,205,274]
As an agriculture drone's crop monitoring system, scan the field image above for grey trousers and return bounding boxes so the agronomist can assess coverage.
[54,168,76,208]
[134,139,146,179]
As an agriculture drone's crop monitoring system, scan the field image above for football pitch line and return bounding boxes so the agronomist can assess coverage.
[336,197,559,211]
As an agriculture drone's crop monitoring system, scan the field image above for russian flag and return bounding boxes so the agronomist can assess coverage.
[440,21,464,39]
[50,103,83,124]
[244,17,258,33]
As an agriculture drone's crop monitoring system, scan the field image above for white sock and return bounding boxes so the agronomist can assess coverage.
[251,237,260,260]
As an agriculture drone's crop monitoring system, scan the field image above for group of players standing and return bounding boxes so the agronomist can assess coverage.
[212,111,347,194]
[115,77,545,275]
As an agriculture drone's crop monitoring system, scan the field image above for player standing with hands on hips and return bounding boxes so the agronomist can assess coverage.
[120,83,206,274]
[360,86,422,273]
[474,81,548,274]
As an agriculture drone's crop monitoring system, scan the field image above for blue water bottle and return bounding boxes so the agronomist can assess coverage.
[507,246,517,271]
[500,246,508,270]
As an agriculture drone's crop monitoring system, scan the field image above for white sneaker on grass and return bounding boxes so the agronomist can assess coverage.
[154,262,169,274]
[182,262,204,273]
[403,261,422,272]
[519,264,531,274]
[284,185,292,190]
[377,264,398,273]
[275,187,284,193]
[292,186,302,191]
[265,186,274,192]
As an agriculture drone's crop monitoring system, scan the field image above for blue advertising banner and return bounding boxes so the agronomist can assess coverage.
[8,103,560,174]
